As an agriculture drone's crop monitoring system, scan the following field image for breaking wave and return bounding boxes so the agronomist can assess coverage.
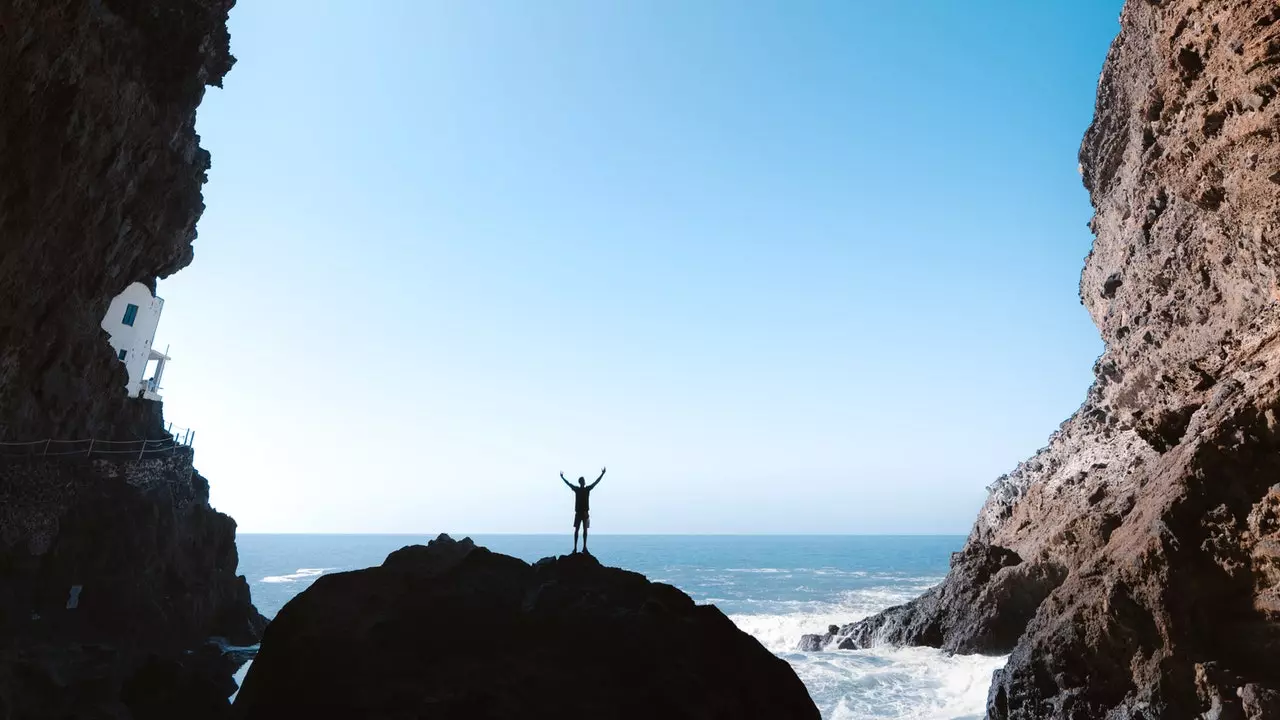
[261,568,332,584]
[728,587,1005,719]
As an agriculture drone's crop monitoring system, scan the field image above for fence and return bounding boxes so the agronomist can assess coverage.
[165,423,195,448]
[0,426,195,459]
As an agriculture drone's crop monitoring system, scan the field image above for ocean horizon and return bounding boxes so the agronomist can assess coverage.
[235,527,967,532]
[235,533,1002,719]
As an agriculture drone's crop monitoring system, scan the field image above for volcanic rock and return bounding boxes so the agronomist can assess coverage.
[807,1,1280,717]
[234,534,819,720]
[0,0,235,441]
[0,0,262,717]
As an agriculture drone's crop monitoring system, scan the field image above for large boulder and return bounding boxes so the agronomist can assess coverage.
[234,534,819,720]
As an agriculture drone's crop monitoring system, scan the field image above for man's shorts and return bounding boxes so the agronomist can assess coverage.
[574,512,590,529]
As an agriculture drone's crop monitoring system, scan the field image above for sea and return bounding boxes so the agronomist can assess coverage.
[233,534,1005,720]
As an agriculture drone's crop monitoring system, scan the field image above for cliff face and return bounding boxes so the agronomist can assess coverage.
[0,1,262,718]
[235,536,821,720]
[810,1,1280,717]
[0,0,232,441]
[0,451,263,649]
[0,453,265,719]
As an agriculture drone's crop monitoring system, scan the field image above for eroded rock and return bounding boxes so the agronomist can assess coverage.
[804,1,1280,716]
[0,0,260,717]
[0,0,233,441]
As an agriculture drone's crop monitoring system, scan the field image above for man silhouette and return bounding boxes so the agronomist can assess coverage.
[561,467,605,553]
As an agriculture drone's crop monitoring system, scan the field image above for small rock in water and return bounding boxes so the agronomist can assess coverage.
[797,634,827,652]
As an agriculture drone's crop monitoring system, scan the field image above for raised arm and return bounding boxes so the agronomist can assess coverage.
[560,472,574,490]
[588,466,606,489]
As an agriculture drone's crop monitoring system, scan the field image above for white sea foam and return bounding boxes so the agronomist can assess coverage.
[261,568,332,584]
[728,586,1005,720]
[732,609,864,653]
[728,587,920,653]
[734,615,1005,719]
[870,575,945,584]
[803,647,1004,720]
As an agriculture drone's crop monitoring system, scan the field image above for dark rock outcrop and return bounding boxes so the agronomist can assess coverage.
[0,451,265,647]
[0,0,262,717]
[808,545,1066,656]
[0,0,233,441]
[0,449,266,719]
[234,534,819,720]
[3,642,247,720]
[806,1,1280,717]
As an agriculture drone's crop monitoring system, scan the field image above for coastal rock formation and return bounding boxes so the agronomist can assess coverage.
[0,444,264,643]
[806,1,1280,717]
[234,535,820,720]
[0,0,233,441]
[0,0,262,717]
[0,436,266,719]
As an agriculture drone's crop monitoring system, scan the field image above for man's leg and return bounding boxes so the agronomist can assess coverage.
[582,516,589,553]
[572,519,580,553]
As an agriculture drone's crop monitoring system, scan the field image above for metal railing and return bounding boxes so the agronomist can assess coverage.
[165,422,195,448]
[0,433,194,459]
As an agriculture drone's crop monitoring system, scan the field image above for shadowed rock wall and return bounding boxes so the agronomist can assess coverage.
[0,2,263,718]
[0,0,233,441]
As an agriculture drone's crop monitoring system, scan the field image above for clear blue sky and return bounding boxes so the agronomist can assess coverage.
[155,0,1122,534]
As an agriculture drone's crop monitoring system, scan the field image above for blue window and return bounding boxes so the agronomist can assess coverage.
[117,349,127,361]
[122,304,139,326]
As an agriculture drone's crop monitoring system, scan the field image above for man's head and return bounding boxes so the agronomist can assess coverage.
[578,477,586,486]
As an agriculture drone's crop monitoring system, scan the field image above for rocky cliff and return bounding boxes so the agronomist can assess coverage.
[0,0,233,441]
[0,450,265,719]
[805,1,1280,717]
[234,535,820,720]
[0,1,262,718]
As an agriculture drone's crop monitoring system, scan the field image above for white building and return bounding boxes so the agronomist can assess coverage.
[101,282,169,401]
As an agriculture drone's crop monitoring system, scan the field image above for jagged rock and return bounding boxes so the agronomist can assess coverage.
[0,642,246,720]
[832,545,1065,655]
[0,0,234,442]
[381,532,477,573]
[0,0,259,717]
[0,451,266,718]
[798,625,840,652]
[0,452,266,644]
[797,636,824,652]
[1242,684,1280,719]
[234,535,819,720]
[805,1,1280,717]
